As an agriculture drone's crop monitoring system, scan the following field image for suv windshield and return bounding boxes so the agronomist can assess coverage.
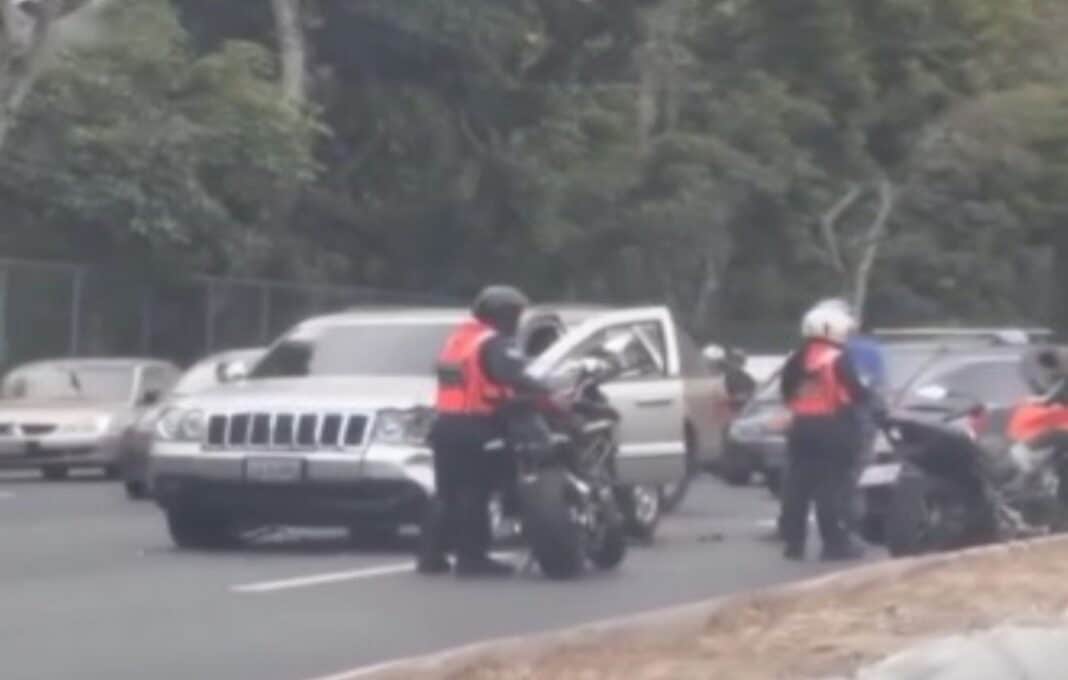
[252,322,456,378]
[1,365,135,402]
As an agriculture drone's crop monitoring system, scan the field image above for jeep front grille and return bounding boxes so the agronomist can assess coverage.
[205,413,368,449]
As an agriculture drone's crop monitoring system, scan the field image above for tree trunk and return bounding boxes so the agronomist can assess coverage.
[818,184,861,279]
[851,179,896,324]
[271,0,306,106]
[0,0,59,151]
[1052,226,1068,334]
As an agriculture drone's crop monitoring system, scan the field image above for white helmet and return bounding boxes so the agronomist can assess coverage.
[801,302,856,343]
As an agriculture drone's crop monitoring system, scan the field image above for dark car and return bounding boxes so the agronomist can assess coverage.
[854,345,1037,547]
[722,334,1038,492]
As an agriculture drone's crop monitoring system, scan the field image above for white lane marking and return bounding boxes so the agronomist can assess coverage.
[0,491,14,500]
[231,562,413,593]
[307,658,407,680]
[231,551,518,594]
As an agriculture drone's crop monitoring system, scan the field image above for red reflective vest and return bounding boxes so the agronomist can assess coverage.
[435,319,513,415]
[788,342,852,416]
[1008,399,1068,444]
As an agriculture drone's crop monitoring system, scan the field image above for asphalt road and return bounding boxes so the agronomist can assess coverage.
[0,472,883,680]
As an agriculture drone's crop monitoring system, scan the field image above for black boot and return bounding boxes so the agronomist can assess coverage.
[783,544,805,561]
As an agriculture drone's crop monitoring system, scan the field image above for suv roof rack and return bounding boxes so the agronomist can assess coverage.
[872,327,1053,346]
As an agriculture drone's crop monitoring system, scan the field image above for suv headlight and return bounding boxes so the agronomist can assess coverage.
[372,408,435,446]
[156,408,206,442]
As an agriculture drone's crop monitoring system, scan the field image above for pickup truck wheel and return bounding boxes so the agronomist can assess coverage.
[41,465,68,481]
[618,484,661,542]
[660,432,697,513]
[166,507,237,550]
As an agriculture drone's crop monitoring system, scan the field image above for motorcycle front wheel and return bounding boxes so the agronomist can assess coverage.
[519,467,586,580]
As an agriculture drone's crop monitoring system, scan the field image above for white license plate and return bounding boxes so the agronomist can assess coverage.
[245,457,303,483]
[858,463,902,487]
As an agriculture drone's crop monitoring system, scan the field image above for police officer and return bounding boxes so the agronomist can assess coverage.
[778,302,871,561]
[416,285,551,577]
[814,298,886,536]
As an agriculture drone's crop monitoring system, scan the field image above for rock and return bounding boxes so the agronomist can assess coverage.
[851,626,1068,680]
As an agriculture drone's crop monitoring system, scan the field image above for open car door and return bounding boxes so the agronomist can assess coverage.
[529,307,687,486]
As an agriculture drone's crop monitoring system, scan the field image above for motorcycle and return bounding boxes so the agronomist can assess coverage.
[857,358,1068,557]
[486,335,641,579]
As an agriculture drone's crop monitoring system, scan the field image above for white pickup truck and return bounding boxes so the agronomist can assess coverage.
[148,305,730,548]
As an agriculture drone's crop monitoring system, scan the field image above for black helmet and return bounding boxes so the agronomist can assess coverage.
[472,285,529,335]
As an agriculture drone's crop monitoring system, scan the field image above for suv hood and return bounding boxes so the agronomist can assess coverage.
[176,376,436,411]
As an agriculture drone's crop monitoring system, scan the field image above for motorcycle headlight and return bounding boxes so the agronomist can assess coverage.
[372,408,435,446]
[156,408,205,442]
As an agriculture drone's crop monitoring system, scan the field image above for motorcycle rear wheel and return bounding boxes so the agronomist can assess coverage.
[885,470,977,557]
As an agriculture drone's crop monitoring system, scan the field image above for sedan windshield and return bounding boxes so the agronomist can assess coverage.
[1,365,135,402]
[252,322,456,378]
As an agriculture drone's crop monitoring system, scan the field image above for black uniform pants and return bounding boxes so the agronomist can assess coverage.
[419,415,502,563]
[780,414,860,553]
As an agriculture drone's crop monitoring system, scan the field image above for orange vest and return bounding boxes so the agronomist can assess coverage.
[435,319,513,415]
[788,342,852,416]
[1008,399,1068,444]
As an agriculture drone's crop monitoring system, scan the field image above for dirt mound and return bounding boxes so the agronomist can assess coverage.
[445,540,1068,680]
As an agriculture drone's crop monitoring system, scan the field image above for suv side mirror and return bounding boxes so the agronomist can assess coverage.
[216,360,249,384]
[140,390,161,406]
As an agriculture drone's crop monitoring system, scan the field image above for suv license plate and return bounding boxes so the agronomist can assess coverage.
[858,463,902,487]
[245,458,303,483]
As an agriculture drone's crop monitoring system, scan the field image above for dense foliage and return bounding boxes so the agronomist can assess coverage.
[2,0,1066,341]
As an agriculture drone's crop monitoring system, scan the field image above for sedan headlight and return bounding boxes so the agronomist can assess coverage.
[372,408,435,446]
[156,408,206,442]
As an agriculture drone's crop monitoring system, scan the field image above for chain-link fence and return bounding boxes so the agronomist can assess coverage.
[0,257,459,370]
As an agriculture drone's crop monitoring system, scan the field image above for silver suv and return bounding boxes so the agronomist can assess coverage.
[149,306,728,548]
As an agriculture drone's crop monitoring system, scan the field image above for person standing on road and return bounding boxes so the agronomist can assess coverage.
[417,285,552,577]
[778,302,871,561]
[818,298,887,536]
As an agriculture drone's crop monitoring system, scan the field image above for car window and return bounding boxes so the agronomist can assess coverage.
[252,322,456,378]
[523,324,561,358]
[914,359,1030,406]
[141,366,176,400]
[560,320,667,381]
[1,364,136,402]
